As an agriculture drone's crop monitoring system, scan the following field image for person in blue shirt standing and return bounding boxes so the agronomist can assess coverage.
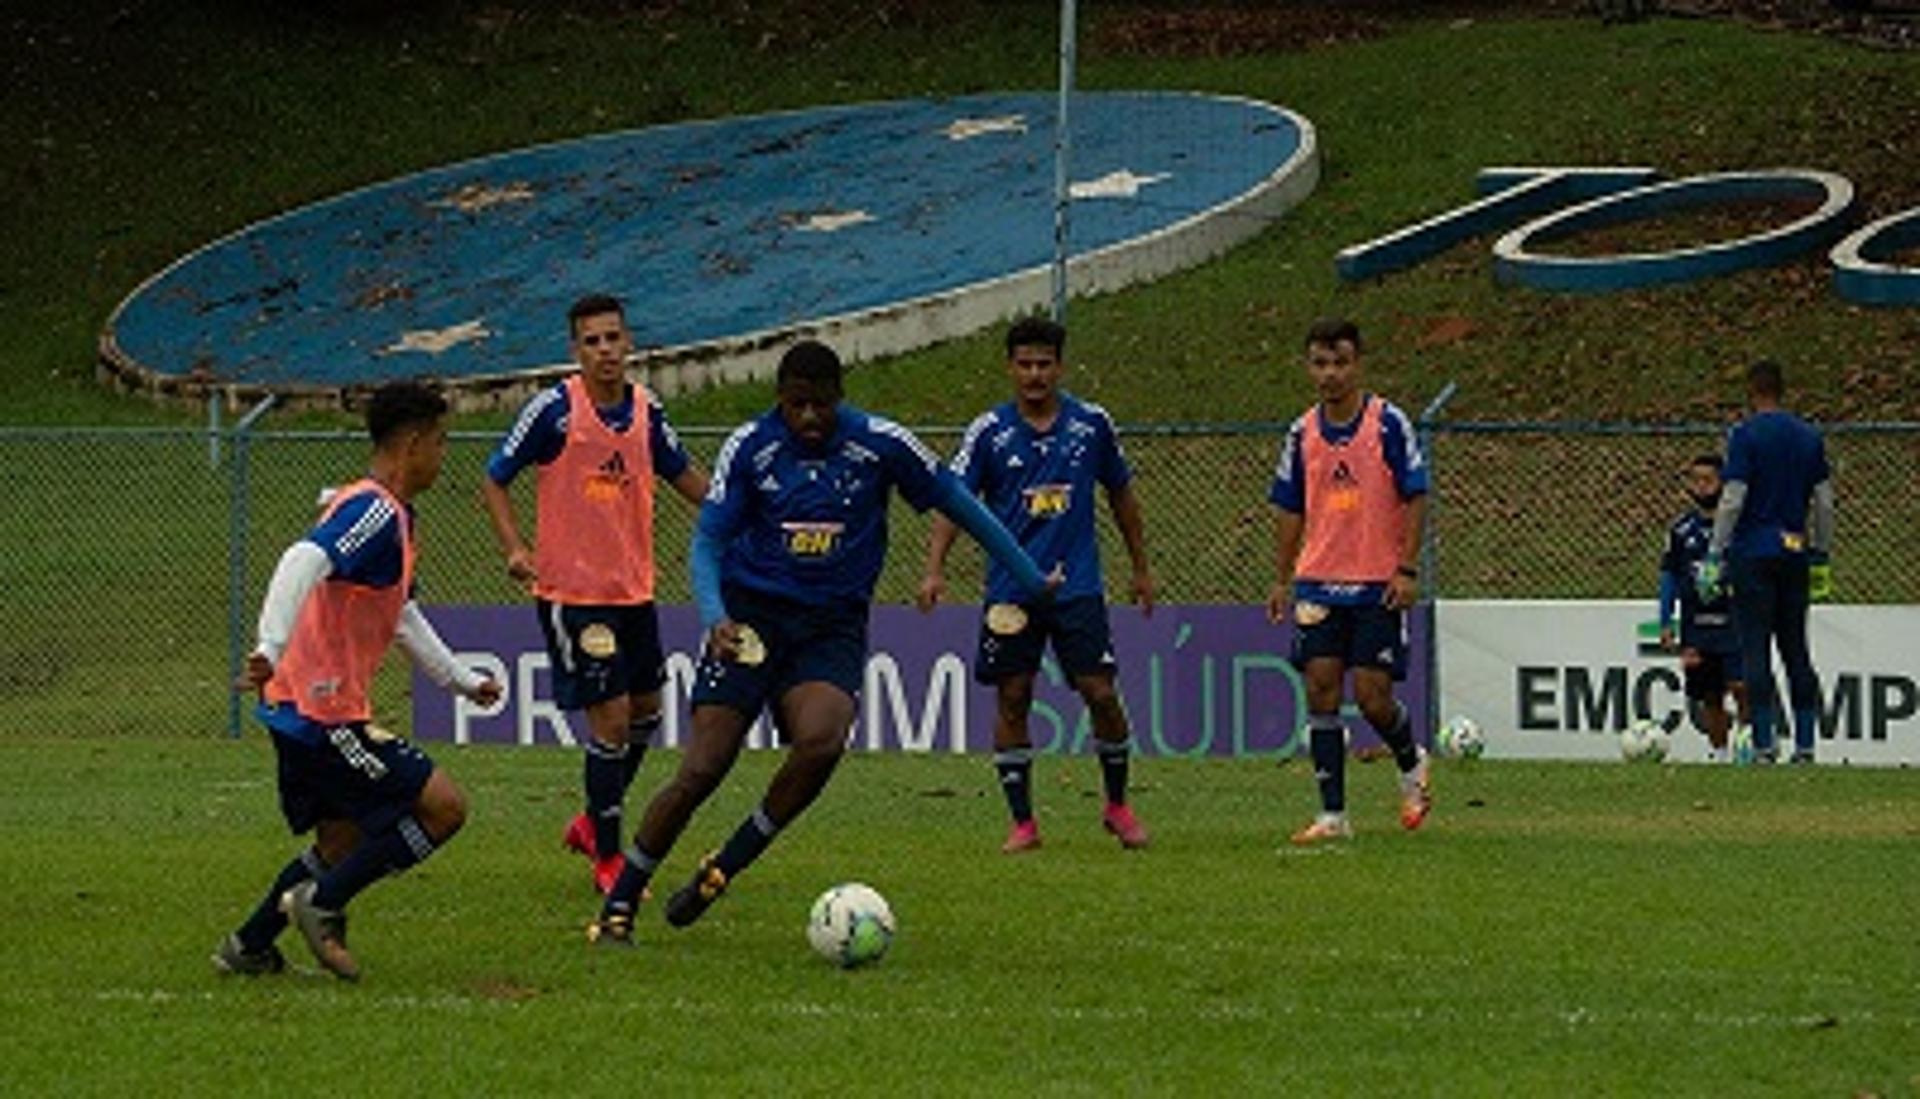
[916,317,1154,853]
[1704,361,1835,764]
[1659,454,1750,763]
[589,340,1058,944]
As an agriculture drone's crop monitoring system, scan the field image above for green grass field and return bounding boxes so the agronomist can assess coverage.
[2,737,1915,1095]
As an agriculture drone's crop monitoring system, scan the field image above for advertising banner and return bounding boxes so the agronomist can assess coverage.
[1437,600,1919,765]
[413,603,1432,757]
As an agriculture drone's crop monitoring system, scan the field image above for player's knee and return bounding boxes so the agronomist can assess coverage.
[314,820,359,865]
[1078,676,1118,710]
[588,698,634,746]
[422,780,470,841]
[790,727,846,768]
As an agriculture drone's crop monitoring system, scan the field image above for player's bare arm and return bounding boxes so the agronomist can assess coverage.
[478,477,536,584]
[669,465,711,507]
[1385,494,1426,610]
[1108,482,1154,615]
[1267,507,1304,623]
[916,514,959,613]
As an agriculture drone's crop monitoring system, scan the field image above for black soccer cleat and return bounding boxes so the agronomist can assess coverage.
[586,911,635,948]
[663,853,729,929]
[211,933,286,976]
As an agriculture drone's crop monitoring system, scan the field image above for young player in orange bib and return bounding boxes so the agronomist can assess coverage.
[218,382,501,981]
[1265,318,1432,844]
[482,295,709,895]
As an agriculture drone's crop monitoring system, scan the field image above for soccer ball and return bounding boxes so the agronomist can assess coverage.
[1435,715,1486,760]
[1620,718,1671,763]
[806,883,896,969]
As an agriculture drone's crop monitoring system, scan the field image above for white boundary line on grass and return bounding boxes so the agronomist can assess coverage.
[30,987,1911,1032]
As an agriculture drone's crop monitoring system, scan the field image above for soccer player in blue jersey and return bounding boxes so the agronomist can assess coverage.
[1658,454,1749,762]
[589,340,1058,944]
[1267,318,1431,844]
[916,317,1154,852]
[480,294,708,896]
[1705,361,1834,764]
[216,382,501,981]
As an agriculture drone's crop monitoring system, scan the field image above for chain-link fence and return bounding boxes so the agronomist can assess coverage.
[3,419,1912,738]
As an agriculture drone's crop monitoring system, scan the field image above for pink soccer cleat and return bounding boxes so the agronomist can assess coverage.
[1001,819,1042,854]
[1399,747,1433,832]
[1101,803,1150,849]
[562,812,595,858]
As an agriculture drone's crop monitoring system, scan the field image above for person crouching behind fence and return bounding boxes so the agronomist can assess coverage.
[1266,317,1432,845]
[215,381,500,982]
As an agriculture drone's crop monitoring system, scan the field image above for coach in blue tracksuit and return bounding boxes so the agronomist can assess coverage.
[1704,361,1834,764]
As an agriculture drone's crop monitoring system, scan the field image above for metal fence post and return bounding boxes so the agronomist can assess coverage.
[1417,381,1458,734]
[225,396,277,739]
[1049,0,1078,324]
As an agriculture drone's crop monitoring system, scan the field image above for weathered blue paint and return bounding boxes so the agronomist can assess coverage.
[105,92,1305,389]
[1831,207,1920,307]
[1335,167,1656,282]
[1491,170,1857,293]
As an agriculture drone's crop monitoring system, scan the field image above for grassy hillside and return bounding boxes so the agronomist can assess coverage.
[4,2,1917,430]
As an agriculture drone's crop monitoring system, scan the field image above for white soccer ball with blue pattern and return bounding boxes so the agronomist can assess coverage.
[1436,715,1486,760]
[807,883,896,968]
[1620,717,1671,763]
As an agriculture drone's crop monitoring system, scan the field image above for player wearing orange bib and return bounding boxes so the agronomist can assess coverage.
[1265,318,1432,844]
[218,382,501,982]
[481,294,709,895]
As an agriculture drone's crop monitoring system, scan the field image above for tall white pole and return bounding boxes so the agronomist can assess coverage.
[1050,0,1078,323]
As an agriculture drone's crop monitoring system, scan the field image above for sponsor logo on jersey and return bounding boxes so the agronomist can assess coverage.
[1023,483,1072,517]
[781,521,846,556]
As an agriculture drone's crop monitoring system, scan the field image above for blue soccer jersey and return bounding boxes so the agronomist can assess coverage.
[306,490,413,591]
[701,404,947,606]
[1723,410,1828,560]
[952,394,1130,604]
[485,381,692,486]
[1661,510,1736,652]
[1267,396,1428,606]
[260,489,413,742]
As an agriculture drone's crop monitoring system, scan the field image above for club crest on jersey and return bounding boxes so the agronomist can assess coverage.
[1023,483,1071,517]
[781,521,845,556]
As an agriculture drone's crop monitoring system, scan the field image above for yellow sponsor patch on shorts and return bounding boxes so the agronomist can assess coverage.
[985,603,1030,636]
[579,623,619,659]
[734,624,767,666]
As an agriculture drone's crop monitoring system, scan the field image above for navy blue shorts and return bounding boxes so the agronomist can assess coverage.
[975,595,1116,685]
[1289,601,1408,681]
[272,725,435,836]
[537,600,667,710]
[691,583,868,720]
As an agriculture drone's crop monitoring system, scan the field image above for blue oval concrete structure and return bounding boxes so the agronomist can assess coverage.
[1831,207,1920,306]
[1491,170,1856,293]
[101,92,1315,405]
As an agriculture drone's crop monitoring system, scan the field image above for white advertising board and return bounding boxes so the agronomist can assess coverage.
[1437,601,1919,765]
